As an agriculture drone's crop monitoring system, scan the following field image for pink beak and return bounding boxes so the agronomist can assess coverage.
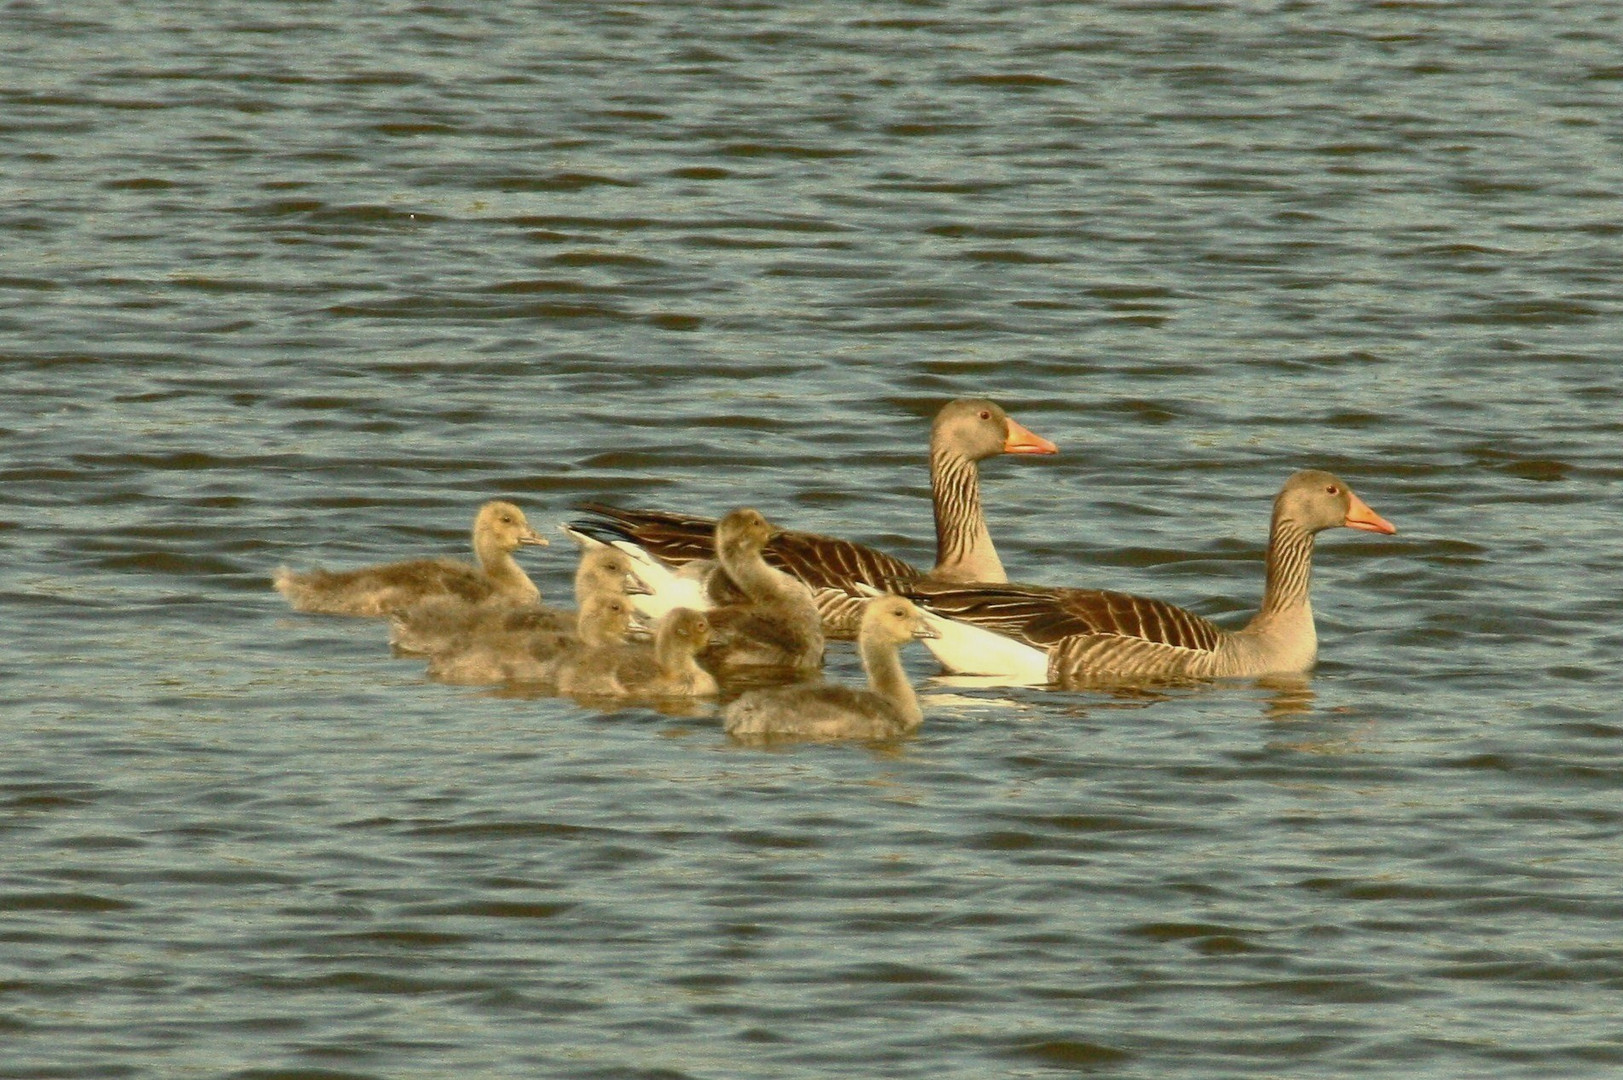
[1343,490,1397,535]
[1002,417,1058,455]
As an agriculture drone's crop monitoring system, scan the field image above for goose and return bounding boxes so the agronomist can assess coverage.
[699,508,825,677]
[388,546,648,656]
[553,608,718,699]
[423,593,637,686]
[722,596,939,741]
[425,593,636,686]
[558,523,725,617]
[273,501,546,617]
[570,398,1056,634]
[907,470,1397,685]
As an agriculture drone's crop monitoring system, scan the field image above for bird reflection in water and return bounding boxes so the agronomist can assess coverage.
[1257,673,1315,720]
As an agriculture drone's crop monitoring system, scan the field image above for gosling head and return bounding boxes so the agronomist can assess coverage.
[659,607,712,654]
[861,595,939,646]
[578,595,636,646]
[577,547,652,597]
[715,507,776,556]
[475,500,548,551]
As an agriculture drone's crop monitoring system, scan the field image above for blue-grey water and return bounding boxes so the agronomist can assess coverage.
[4,0,1623,1076]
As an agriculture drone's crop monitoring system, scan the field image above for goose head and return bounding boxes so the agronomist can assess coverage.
[1275,471,1397,536]
[577,594,636,646]
[715,507,776,557]
[861,595,942,646]
[659,608,713,654]
[933,399,1057,461]
[577,547,652,598]
[474,501,548,551]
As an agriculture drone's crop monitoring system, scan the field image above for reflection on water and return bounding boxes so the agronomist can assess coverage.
[1256,673,1316,721]
[930,673,1050,690]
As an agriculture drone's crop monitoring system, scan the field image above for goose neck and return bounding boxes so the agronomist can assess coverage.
[655,631,693,675]
[1257,516,1316,620]
[718,540,788,603]
[931,449,1003,581]
[474,534,537,598]
[860,634,923,731]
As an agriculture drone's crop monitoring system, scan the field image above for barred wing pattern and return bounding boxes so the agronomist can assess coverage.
[574,503,922,637]
[572,504,720,567]
[908,581,1225,682]
[763,528,921,596]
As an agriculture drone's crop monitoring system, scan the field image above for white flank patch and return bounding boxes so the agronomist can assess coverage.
[560,526,712,620]
[918,609,1049,683]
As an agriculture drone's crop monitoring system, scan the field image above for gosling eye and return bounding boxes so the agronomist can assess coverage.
[1325,485,1339,495]
[979,410,991,420]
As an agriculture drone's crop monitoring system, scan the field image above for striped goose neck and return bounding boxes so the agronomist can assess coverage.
[1258,516,1316,618]
[931,449,1003,581]
[860,635,923,731]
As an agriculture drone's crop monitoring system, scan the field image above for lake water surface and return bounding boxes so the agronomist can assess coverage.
[4,1,1623,1077]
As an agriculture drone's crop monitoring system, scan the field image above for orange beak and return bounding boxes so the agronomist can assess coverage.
[1343,490,1396,535]
[1002,417,1058,455]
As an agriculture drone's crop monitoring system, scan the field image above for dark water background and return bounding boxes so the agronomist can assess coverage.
[4,1,1623,1076]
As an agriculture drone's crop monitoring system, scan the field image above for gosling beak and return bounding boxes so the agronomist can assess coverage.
[624,574,654,596]
[1003,417,1059,456]
[1343,491,1397,535]
[913,621,942,641]
[518,528,549,547]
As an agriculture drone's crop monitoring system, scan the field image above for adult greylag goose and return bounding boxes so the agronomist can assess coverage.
[723,596,938,742]
[425,593,635,686]
[273,501,547,617]
[908,470,1397,684]
[388,547,647,656]
[553,608,718,699]
[570,398,1057,635]
[699,508,825,677]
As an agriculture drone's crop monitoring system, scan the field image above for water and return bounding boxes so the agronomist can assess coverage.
[4,0,1623,1076]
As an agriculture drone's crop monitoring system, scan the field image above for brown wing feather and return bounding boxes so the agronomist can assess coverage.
[576,503,717,566]
[576,503,921,595]
[909,581,1223,654]
[1049,634,1211,684]
[762,530,920,595]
